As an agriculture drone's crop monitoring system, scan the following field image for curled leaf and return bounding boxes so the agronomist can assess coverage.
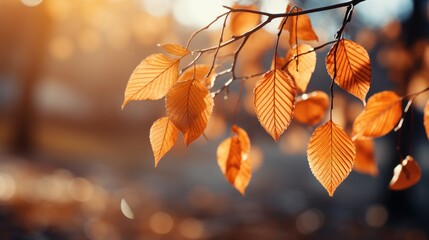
[294,91,329,125]
[424,100,429,140]
[353,139,378,176]
[229,4,260,36]
[285,44,317,93]
[158,43,190,57]
[390,155,421,191]
[307,120,356,197]
[150,117,179,167]
[280,4,319,47]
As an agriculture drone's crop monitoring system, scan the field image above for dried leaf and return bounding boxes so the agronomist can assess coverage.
[307,120,356,196]
[158,43,190,57]
[229,4,260,36]
[424,100,429,140]
[294,91,329,125]
[179,64,217,89]
[254,68,296,141]
[285,44,316,93]
[122,54,179,108]
[353,139,378,176]
[353,91,402,139]
[150,117,179,167]
[166,79,214,145]
[389,155,421,190]
[280,4,319,47]
[326,39,371,103]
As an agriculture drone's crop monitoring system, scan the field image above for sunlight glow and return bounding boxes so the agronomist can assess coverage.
[357,0,413,28]
[141,0,172,17]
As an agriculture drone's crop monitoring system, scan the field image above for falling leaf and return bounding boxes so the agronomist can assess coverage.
[424,100,429,140]
[150,117,179,167]
[326,39,371,103]
[307,120,356,196]
[158,43,190,57]
[217,125,252,195]
[229,4,260,36]
[280,4,319,47]
[122,54,180,108]
[352,91,402,139]
[166,79,214,145]
[389,155,421,190]
[294,91,329,125]
[179,64,217,89]
[285,44,316,93]
[120,198,134,219]
[353,139,378,176]
[253,68,296,141]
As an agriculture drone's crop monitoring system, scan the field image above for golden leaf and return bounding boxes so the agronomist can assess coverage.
[353,139,378,176]
[122,54,179,109]
[158,43,190,57]
[326,39,371,103]
[150,117,179,167]
[307,120,356,196]
[229,4,260,36]
[253,68,296,141]
[165,79,214,145]
[179,64,217,89]
[390,155,421,190]
[285,44,316,93]
[352,91,402,139]
[424,100,429,140]
[294,91,329,125]
[280,4,319,47]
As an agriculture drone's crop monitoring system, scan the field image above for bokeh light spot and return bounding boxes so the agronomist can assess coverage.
[21,0,43,7]
[149,211,174,234]
[365,204,388,228]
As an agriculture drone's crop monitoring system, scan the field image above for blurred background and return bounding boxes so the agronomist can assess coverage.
[0,0,429,239]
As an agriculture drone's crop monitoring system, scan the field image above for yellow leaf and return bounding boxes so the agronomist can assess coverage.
[353,139,378,176]
[389,155,421,190]
[158,43,190,57]
[122,54,179,108]
[307,120,356,196]
[280,4,319,47]
[150,117,179,167]
[285,44,316,93]
[294,91,329,125]
[424,100,429,140]
[326,39,371,103]
[253,68,296,141]
[229,4,260,36]
[352,91,402,139]
[165,79,214,145]
[179,64,217,89]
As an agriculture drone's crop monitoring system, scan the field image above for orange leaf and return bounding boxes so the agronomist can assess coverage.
[150,117,179,167]
[253,68,296,141]
[158,43,190,57]
[294,91,329,125]
[122,54,179,108]
[165,79,214,145]
[229,4,260,36]
[424,100,429,140]
[389,155,421,190]
[285,44,316,93]
[280,4,319,47]
[353,139,378,176]
[217,125,252,195]
[307,120,356,196]
[178,64,217,89]
[326,39,371,103]
[352,91,402,139]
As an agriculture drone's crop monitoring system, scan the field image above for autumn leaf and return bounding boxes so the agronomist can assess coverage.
[229,4,260,36]
[307,120,356,196]
[280,4,319,47]
[424,100,429,140]
[326,39,371,103]
[294,91,329,125]
[352,91,402,139]
[122,54,180,108]
[390,155,421,190]
[178,64,217,89]
[158,43,190,57]
[353,139,378,176]
[165,79,214,145]
[285,44,317,93]
[217,125,252,195]
[149,117,179,167]
[254,68,296,141]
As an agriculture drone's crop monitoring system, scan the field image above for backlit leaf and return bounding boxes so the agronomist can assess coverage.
[122,54,179,108]
[229,4,260,36]
[166,79,214,145]
[150,117,179,167]
[326,39,371,102]
[280,4,319,47]
[158,43,190,57]
[307,120,356,196]
[285,44,316,93]
[424,100,429,140]
[254,68,296,141]
[294,91,329,125]
[389,155,421,190]
[353,139,378,176]
[179,64,217,89]
[352,91,402,139]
